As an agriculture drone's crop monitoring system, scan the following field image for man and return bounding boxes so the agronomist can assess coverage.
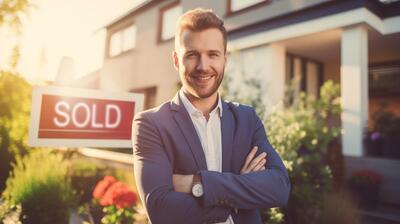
[132,8,290,224]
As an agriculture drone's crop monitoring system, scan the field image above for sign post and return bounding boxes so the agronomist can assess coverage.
[29,86,144,148]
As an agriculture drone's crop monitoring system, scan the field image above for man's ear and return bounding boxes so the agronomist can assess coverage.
[172,51,179,71]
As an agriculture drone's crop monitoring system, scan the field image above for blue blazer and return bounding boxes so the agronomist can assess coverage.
[132,93,290,224]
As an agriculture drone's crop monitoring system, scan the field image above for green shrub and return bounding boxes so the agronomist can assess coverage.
[3,149,76,224]
[265,81,341,224]
[0,71,32,191]
[68,158,108,205]
[371,104,400,138]
[222,70,342,223]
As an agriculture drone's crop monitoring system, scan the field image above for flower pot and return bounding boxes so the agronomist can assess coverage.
[349,170,382,211]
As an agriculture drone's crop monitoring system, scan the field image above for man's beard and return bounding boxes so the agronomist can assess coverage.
[185,68,224,99]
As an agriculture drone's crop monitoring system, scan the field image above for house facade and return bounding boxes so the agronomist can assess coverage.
[74,0,400,206]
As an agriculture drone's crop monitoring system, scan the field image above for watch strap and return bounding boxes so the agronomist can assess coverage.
[193,173,202,185]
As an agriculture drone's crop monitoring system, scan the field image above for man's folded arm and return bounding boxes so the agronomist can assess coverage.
[132,112,231,224]
[200,110,291,210]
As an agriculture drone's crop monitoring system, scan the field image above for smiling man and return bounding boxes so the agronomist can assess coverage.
[132,8,290,224]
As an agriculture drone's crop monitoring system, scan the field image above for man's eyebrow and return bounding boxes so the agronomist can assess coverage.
[208,50,222,54]
[184,50,198,55]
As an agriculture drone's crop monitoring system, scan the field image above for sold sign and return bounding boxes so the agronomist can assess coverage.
[29,86,144,148]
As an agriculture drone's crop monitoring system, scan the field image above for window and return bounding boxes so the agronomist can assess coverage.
[109,24,137,57]
[159,2,182,42]
[109,32,122,56]
[131,86,157,110]
[122,25,136,52]
[286,54,323,99]
[369,62,400,96]
[228,0,269,14]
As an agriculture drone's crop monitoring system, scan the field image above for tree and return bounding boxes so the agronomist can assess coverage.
[0,0,31,31]
[0,0,32,190]
[1,0,32,72]
[0,71,32,190]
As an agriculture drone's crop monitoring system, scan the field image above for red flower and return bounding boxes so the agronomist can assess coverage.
[100,181,138,208]
[93,176,117,200]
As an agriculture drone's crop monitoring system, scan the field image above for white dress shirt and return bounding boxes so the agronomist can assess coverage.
[179,89,234,224]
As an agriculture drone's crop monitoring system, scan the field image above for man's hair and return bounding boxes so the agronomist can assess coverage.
[175,8,227,52]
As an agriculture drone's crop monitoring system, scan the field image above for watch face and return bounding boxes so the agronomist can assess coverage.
[192,183,203,197]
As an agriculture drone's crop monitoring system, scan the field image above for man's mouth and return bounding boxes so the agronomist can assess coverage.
[196,76,212,80]
[192,75,214,85]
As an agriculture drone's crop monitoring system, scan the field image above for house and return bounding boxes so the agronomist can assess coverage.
[73,0,400,212]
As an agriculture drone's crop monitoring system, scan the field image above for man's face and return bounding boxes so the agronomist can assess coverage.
[173,28,226,99]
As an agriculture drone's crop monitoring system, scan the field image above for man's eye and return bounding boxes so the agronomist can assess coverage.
[209,53,219,58]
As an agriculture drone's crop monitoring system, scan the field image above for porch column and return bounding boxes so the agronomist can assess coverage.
[340,25,369,156]
[265,43,286,109]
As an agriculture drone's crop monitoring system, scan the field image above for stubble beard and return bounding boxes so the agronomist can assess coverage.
[183,69,224,99]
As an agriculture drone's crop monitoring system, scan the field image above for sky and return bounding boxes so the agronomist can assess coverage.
[0,0,146,84]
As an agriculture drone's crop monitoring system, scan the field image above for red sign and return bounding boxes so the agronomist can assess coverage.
[29,86,144,147]
[39,95,134,140]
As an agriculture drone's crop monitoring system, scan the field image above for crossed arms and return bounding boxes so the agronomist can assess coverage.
[132,111,290,224]
[173,145,267,194]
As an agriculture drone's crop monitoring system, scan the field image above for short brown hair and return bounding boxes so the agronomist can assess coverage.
[175,8,227,52]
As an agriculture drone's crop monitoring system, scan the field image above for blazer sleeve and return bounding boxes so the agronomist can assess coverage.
[132,112,231,224]
[200,109,291,210]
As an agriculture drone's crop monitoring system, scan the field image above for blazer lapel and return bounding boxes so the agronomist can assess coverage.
[170,94,208,170]
[221,101,234,172]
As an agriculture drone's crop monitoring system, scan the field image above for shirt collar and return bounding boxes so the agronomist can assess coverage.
[179,88,223,118]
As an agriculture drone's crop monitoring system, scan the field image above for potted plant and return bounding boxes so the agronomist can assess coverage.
[349,170,382,210]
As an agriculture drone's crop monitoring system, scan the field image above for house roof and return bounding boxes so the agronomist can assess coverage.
[102,0,162,30]
[228,0,400,41]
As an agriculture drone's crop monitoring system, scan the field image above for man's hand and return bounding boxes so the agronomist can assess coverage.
[173,146,267,193]
[173,174,194,193]
[240,146,267,174]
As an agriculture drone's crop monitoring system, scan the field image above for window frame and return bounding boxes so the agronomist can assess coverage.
[157,1,181,43]
[108,22,137,58]
[130,86,157,110]
[286,53,323,98]
[369,60,400,97]
[226,0,271,17]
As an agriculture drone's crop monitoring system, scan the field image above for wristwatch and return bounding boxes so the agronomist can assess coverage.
[191,173,204,197]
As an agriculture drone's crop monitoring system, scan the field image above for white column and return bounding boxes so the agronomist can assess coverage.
[340,26,368,157]
[265,43,286,110]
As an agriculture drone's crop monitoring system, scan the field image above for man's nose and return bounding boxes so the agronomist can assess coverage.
[196,55,210,72]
